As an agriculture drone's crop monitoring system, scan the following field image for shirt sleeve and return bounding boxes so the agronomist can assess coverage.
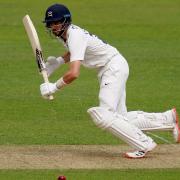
[67,29,87,61]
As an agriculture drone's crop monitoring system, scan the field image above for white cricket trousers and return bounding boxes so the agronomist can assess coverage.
[97,53,174,131]
[98,53,129,116]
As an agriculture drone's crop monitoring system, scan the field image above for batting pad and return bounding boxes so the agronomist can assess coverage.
[127,110,174,131]
[87,107,155,151]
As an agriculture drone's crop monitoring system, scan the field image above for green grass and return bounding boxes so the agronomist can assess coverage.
[0,0,180,145]
[0,169,180,180]
[0,0,180,179]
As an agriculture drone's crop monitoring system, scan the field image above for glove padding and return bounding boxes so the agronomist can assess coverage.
[40,82,58,98]
[45,56,64,77]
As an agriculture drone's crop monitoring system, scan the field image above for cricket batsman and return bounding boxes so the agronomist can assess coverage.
[40,3,180,158]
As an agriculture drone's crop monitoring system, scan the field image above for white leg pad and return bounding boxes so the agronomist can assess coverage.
[87,107,154,151]
[127,110,174,131]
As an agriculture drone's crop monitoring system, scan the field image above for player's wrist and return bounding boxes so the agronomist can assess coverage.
[55,77,67,89]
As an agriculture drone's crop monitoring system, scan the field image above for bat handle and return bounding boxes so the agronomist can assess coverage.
[41,70,54,100]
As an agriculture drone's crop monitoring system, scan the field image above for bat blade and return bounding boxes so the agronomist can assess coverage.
[23,14,54,100]
[23,15,41,56]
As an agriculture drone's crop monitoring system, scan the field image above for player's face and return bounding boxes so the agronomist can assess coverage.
[49,22,63,36]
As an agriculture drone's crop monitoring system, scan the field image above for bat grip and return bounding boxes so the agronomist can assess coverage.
[41,70,54,100]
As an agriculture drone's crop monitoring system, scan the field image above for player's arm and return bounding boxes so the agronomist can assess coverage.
[40,29,86,98]
[40,60,81,98]
[62,60,81,84]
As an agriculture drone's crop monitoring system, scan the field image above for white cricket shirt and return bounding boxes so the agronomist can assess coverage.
[58,24,119,69]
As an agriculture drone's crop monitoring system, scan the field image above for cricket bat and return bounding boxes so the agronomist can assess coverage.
[22,14,53,100]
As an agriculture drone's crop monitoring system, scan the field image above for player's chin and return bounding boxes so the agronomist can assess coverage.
[52,31,60,37]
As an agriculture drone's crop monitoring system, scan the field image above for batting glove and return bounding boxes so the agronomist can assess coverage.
[45,56,65,77]
[40,82,58,98]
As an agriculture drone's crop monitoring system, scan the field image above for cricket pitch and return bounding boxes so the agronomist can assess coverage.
[0,145,179,169]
